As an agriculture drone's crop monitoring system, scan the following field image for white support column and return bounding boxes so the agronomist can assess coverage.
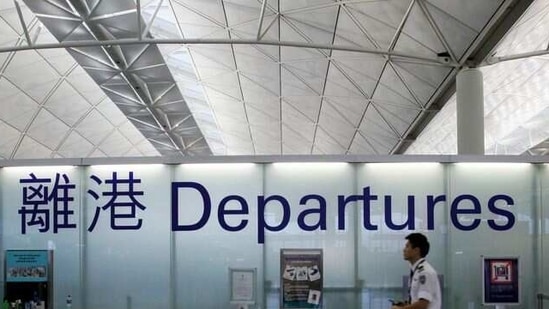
[456,67,484,154]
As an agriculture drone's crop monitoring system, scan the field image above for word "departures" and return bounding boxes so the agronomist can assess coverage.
[172,182,515,244]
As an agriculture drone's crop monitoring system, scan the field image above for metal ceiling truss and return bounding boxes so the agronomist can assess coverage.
[20,0,211,156]
[5,0,536,157]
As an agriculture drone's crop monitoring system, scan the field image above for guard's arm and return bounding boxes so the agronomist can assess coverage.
[391,299,429,309]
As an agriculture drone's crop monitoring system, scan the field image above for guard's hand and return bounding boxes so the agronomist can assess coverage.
[391,300,406,305]
[390,300,406,308]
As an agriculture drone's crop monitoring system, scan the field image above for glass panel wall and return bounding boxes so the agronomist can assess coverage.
[0,160,546,309]
[0,166,81,309]
[447,163,536,308]
[357,163,447,308]
[539,164,549,302]
[174,163,263,309]
[84,164,172,309]
[263,163,356,308]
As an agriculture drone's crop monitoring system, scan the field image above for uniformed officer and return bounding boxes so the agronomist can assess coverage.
[391,233,441,309]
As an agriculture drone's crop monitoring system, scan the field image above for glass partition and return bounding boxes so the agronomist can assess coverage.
[357,163,447,307]
[174,163,263,308]
[263,163,356,308]
[447,163,536,308]
[84,164,171,309]
[0,166,81,309]
[0,160,545,309]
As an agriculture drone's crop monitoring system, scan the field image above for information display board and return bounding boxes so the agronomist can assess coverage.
[482,256,520,305]
[280,249,323,309]
[229,267,257,305]
[6,250,48,282]
[4,250,52,309]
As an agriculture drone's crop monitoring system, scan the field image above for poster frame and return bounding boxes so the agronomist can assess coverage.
[4,249,54,309]
[280,248,323,309]
[481,256,520,306]
[229,267,257,305]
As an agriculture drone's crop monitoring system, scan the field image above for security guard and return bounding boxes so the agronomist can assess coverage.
[391,233,441,309]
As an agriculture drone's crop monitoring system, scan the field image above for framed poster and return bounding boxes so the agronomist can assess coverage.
[4,250,52,309]
[482,256,520,305]
[280,249,323,309]
[5,250,49,282]
[229,268,256,304]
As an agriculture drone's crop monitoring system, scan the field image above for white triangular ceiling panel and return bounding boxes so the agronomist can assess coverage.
[208,97,247,121]
[247,103,279,127]
[280,0,332,12]
[240,76,278,104]
[191,45,236,71]
[359,107,399,145]
[380,63,420,105]
[282,6,339,45]
[36,47,77,77]
[96,98,130,126]
[373,101,420,137]
[0,3,34,36]
[395,3,444,56]
[135,140,160,156]
[282,96,320,123]
[282,125,313,154]
[333,8,378,48]
[324,97,366,128]
[98,130,134,157]
[0,18,19,52]
[0,122,20,159]
[224,0,261,27]
[318,103,356,148]
[390,63,437,104]
[344,1,411,50]
[119,121,152,145]
[45,81,91,126]
[324,65,367,99]
[57,131,94,158]
[89,148,107,158]
[373,70,420,110]
[172,1,225,39]
[348,132,377,155]
[201,71,242,100]
[281,67,320,96]
[281,103,316,142]
[331,50,386,95]
[391,60,452,90]
[314,127,346,154]
[426,0,504,32]
[26,109,70,149]
[283,57,328,95]
[14,136,52,159]
[74,110,114,145]
[424,1,478,60]
[240,71,279,98]
[174,0,226,26]
[4,50,60,103]
[0,78,40,131]
[250,125,280,154]
[66,67,107,105]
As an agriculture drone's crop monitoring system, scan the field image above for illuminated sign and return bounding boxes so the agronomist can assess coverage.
[15,170,517,244]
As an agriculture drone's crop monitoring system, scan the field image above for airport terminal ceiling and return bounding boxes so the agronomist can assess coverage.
[0,0,548,159]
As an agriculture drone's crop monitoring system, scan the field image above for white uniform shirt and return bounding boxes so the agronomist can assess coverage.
[409,258,441,309]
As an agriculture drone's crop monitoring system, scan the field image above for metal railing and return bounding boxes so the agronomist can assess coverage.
[538,293,549,309]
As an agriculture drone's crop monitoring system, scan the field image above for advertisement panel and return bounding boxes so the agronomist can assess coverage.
[229,268,257,304]
[482,256,520,305]
[6,250,48,282]
[280,249,323,309]
[4,250,51,309]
